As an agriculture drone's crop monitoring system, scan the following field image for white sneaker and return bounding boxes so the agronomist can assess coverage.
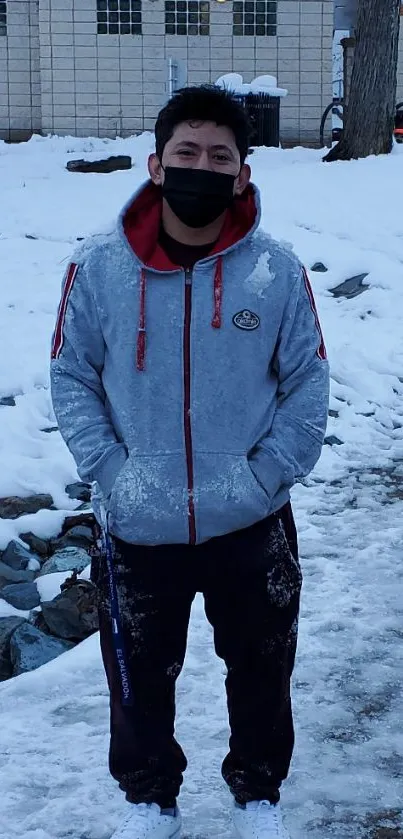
[111,802,182,839]
[233,800,290,839]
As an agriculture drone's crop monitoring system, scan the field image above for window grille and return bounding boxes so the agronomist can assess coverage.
[97,0,142,35]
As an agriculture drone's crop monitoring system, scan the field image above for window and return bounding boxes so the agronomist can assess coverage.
[97,0,142,35]
[233,0,277,36]
[165,1,210,36]
[0,1,7,37]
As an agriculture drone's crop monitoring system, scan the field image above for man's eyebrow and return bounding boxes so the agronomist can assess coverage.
[172,141,200,149]
[173,141,235,156]
[211,144,235,156]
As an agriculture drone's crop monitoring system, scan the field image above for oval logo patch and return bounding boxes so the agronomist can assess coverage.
[233,309,260,331]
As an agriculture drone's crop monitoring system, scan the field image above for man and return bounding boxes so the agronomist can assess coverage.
[51,86,329,839]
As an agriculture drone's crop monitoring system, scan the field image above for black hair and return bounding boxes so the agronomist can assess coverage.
[155,85,251,166]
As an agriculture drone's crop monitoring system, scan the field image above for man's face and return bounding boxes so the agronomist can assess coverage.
[148,120,251,195]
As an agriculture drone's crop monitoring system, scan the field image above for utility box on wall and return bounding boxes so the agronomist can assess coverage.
[334,0,357,32]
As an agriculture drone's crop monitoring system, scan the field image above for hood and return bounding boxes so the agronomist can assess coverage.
[121,178,261,271]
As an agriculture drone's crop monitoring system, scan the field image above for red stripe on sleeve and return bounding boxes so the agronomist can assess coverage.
[51,262,79,359]
[302,267,327,361]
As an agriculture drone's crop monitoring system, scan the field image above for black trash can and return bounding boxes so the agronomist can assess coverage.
[237,92,280,147]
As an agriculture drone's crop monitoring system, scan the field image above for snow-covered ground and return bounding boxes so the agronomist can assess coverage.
[0,134,403,839]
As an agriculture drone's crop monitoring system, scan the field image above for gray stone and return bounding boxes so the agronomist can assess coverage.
[0,396,16,407]
[328,409,339,418]
[38,546,90,577]
[0,583,40,611]
[53,524,94,552]
[0,494,54,520]
[1,540,39,571]
[41,576,98,641]
[65,482,91,503]
[0,561,36,588]
[10,622,74,675]
[325,435,343,446]
[18,532,50,558]
[60,512,95,535]
[66,155,132,173]
[330,273,369,299]
[40,426,58,434]
[0,616,26,680]
[311,261,328,272]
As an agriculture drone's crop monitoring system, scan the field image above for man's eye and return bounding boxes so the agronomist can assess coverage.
[214,154,231,162]
[177,149,194,156]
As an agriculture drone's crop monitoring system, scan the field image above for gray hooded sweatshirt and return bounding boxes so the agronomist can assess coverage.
[50,180,329,546]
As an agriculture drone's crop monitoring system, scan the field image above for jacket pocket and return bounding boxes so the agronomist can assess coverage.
[107,453,189,545]
[193,452,272,544]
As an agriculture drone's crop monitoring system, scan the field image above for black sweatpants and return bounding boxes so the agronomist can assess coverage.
[91,504,302,809]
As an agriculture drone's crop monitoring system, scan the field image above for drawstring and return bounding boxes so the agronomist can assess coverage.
[136,268,147,371]
[212,256,223,329]
[136,257,223,371]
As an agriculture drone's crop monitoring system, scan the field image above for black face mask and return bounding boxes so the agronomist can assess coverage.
[161,166,236,228]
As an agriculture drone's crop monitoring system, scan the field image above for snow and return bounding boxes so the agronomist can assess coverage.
[0,599,29,619]
[35,565,91,603]
[244,251,275,297]
[216,73,288,98]
[0,132,403,839]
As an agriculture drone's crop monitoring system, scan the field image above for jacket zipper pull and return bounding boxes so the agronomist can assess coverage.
[185,268,192,285]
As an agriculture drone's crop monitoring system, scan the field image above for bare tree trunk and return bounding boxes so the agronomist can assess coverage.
[324,0,401,162]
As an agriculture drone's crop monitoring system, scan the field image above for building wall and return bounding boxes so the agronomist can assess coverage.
[38,0,332,145]
[0,0,41,142]
[1,0,332,145]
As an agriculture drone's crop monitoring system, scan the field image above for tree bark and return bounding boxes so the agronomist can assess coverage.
[324,0,401,162]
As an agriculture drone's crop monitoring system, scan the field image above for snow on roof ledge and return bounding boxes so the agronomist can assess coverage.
[215,73,288,98]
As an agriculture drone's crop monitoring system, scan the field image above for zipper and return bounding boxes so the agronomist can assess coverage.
[184,268,196,545]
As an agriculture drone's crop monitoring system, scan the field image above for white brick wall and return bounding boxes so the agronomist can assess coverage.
[0,0,41,142]
[1,0,334,145]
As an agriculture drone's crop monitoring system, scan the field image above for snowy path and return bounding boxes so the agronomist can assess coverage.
[1,135,403,839]
[0,473,402,839]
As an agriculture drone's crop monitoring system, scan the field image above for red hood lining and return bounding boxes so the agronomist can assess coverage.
[123,180,257,271]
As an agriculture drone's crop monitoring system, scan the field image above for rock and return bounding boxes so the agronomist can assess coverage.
[325,435,343,446]
[65,482,91,503]
[19,532,50,558]
[330,273,369,299]
[0,561,36,588]
[0,583,40,611]
[0,616,26,679]
[0,396,16,407]
[60,512,95,535]
[38,546,90,577]
[29,609,50,635]
[66,155,132,174]
[10,622,74,675]
[1,540,39,571]
[328,409,339,418]
[40,426,58,434]
[41,575,98,640]
[52,525,94,553]
[311,262,328,273]
[0,494,54,520]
